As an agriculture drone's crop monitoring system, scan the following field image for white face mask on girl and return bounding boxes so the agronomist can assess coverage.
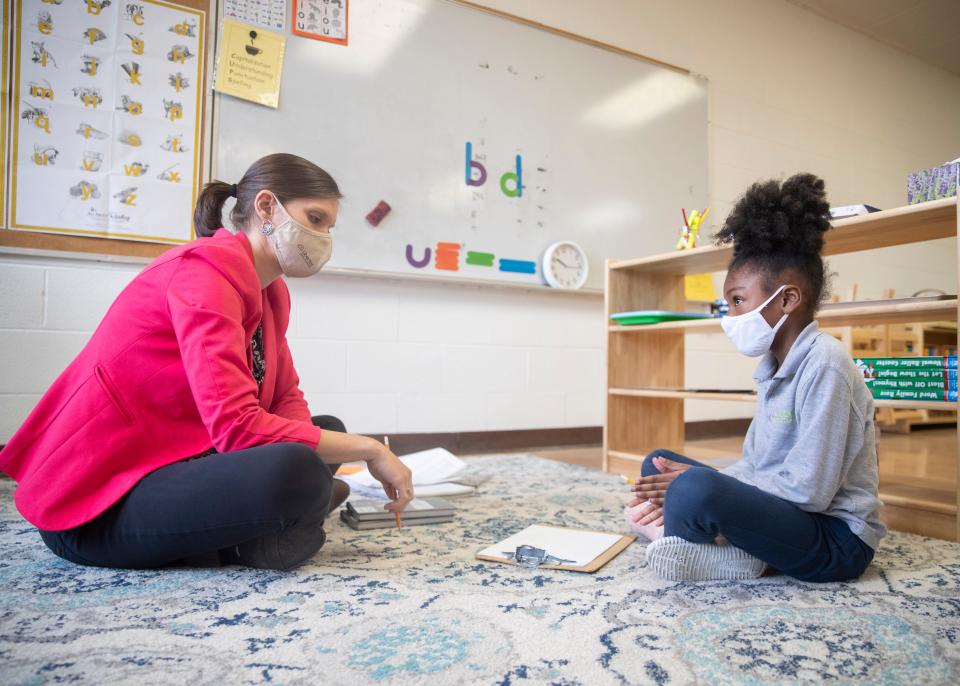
[260,194,333,278]
[720,285,788,357]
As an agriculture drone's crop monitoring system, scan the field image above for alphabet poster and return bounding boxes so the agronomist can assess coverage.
[224,0,287,32]
[10,0,205,244]
[293,0,348,46]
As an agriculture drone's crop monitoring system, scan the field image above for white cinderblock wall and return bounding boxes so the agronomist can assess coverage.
[3,0,960,440]
[0,254,603,439]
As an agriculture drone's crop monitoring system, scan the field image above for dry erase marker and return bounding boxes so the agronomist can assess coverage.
[385,435,401,529]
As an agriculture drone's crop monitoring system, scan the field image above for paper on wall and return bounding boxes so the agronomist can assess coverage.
[293,0,348,45]
[223,0,287,31]
[10,0,205,244]
[214,18,286,109]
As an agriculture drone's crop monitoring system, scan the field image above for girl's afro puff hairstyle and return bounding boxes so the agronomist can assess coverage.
[715,173,832,307]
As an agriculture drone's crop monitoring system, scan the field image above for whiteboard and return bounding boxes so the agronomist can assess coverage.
[213,0,708,290]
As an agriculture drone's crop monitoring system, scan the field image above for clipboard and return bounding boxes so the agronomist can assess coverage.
[476,524,636,574]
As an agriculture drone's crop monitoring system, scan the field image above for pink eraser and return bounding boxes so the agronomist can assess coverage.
[366,200,391,227]
[624,501,664,541]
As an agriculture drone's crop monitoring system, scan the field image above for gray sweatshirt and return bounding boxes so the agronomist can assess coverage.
[722,321,887,549]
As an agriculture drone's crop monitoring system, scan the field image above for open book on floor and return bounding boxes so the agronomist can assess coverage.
[339,497,457,530]
[338,448,478,498]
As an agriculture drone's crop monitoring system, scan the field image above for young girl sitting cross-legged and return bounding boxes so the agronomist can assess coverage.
[627,172,886,582]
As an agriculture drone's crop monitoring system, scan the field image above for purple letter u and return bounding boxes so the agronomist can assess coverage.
[406,244,431,269]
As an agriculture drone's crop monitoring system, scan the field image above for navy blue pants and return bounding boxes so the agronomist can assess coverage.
[647,449,875,582]
[39,416,344,571]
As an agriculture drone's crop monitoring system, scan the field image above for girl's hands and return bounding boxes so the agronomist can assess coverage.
[627,501,664,527]
[629,456,693,506]
[366,443,414,513]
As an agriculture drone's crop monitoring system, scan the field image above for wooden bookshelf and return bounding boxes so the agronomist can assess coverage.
[603,197,960,541]
[609,197,958,275]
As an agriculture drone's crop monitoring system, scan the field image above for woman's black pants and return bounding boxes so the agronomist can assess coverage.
[39,415,344,571]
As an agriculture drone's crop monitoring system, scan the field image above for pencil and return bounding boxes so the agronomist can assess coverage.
[385,435,401,529]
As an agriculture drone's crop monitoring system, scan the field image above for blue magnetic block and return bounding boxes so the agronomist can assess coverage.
[498,259,537,274]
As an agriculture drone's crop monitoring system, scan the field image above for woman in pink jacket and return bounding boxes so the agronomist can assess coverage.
[0,153,413,570]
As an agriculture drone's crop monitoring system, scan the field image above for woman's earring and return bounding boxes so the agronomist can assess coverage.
[260,221,274,235]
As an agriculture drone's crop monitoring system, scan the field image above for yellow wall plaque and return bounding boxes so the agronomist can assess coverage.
[215,18,285,109]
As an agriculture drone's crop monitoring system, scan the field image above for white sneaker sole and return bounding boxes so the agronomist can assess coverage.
[646,536,766,581]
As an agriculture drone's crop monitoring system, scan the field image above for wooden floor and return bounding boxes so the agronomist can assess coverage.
[530,427,959,541]
[530,434,749,471]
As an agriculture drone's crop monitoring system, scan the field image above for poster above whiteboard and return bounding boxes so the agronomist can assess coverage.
[223,0,287,32]
[293,0,349,45]
[214,0,707,289]
[9,0,205,244]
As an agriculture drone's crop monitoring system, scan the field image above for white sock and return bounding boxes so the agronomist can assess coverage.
[645,536,766,581]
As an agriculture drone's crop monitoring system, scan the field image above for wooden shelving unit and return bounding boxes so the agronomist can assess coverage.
[603,197,960,541]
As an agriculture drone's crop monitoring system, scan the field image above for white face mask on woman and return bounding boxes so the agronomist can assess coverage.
[260,193,333,278]
[720,285,788,357]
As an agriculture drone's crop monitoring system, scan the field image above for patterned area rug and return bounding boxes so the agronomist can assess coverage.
[1,455,959,685]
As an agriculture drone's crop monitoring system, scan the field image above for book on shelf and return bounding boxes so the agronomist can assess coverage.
[870,368,957,381]
[925,346,958,357]
[872,387,958,402]
[867,378,955,392]
[854,356,958,375]
[609,310,716,326]
[829,204,881,219]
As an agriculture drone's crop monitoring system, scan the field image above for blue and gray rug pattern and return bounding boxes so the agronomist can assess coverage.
[1,455,958,684]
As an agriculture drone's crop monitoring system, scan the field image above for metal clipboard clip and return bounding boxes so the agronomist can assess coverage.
[503,544,576,568]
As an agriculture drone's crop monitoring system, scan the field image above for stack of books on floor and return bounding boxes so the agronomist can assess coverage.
[855,356,958,402]
[340,497,457,530]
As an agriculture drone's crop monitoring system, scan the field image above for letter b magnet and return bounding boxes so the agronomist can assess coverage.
[464,142,523,198]
[465,142,486,187]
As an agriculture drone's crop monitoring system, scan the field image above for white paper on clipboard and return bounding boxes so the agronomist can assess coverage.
[478,525,625,568]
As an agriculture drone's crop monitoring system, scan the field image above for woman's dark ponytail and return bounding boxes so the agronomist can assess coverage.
[192,153,342,238]
[193,180,235,237]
